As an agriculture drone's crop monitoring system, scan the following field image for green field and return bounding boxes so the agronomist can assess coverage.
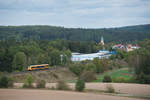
[94,68,133,82]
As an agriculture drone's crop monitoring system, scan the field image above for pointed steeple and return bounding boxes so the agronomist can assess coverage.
[101,36,104,43]
[100,36,104,46]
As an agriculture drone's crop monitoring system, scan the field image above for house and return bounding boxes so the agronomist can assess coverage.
[112,44,140,52]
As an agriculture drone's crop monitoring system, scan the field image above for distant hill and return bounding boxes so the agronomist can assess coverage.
[0,24,150,43]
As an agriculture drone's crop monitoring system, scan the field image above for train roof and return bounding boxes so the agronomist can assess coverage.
[29,64,49,67]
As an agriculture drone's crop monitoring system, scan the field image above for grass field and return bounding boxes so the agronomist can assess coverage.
[94,68,133,82]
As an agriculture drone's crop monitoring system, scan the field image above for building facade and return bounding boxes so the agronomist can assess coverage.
[71,50,114,62]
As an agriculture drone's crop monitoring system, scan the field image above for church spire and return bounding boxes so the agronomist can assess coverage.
[100,36,104,46]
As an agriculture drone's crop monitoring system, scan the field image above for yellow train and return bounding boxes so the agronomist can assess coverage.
[27,64,49,71]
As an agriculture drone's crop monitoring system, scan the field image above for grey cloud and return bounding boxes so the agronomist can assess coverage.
[0,0,150,28]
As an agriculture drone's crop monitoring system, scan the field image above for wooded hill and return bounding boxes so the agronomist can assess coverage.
[0,24,150,43]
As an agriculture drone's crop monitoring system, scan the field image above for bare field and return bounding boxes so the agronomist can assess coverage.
[14,83,150,96]
[0,89,146,100]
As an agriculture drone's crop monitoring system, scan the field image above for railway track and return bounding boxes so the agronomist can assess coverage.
[10,67,62,75]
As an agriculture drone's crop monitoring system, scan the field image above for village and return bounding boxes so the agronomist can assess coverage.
[71,36,140,61]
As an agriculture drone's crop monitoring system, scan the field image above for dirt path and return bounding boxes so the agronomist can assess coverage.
[14,83,150,96]
[0,89,146,100]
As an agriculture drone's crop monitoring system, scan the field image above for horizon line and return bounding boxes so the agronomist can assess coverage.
[0,23,150,29]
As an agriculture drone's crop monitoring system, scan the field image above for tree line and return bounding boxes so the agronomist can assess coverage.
[126,39,150,84]
[0,24,150,43]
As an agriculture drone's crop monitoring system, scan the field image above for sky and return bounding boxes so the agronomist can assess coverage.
[0,0,150,28]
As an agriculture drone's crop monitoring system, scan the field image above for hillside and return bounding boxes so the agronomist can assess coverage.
[10,68,76,83]
[0,24,150,43]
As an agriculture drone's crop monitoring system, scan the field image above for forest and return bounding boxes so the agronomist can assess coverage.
[0,39,150,84]
[0,39,103,72]
[0,24,150,43]
[0,24,150,84]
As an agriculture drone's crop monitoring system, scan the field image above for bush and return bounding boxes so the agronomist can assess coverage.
[137,73,150,84]
[106,84,115,93]
[56,80,71,90]
[84,63,96,72]
[127,77,137,83]
[50,86,56,90]
[23,74,34,88]
[143,75,150,84]
[0,76,14,88]
[75,79,85,92]
[36,80,46,88]
[0,76,9,88]
[112,77,125,83]
[69,64,84,76]
[103,75,112,83]
[80,71,97,82]
[7,77,14,87]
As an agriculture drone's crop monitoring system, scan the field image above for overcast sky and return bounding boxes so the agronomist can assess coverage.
[0,0,150,28]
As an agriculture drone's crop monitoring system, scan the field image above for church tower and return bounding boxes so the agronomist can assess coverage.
[99,36,104,46]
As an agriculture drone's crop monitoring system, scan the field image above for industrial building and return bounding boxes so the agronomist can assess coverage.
[71,50,115,61]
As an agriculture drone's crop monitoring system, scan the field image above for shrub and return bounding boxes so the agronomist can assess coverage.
[127,77,137,83]
[0,76,14,88]
[137,74,150,84]
[106,84,115,93]
[7,77,14,87]
[0,76,9,88]
[80,71,97,82]
[93,57,102,73]
[69,64,84,76]
[36,80,46,88]
[50,86,56,90]
[103,75,112,83]
[143,75,150,84]
[56,80,71,90]
[84,63,96,72]
[75,79,85,92]
[23,74,34,88]
[112,77,125,83]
